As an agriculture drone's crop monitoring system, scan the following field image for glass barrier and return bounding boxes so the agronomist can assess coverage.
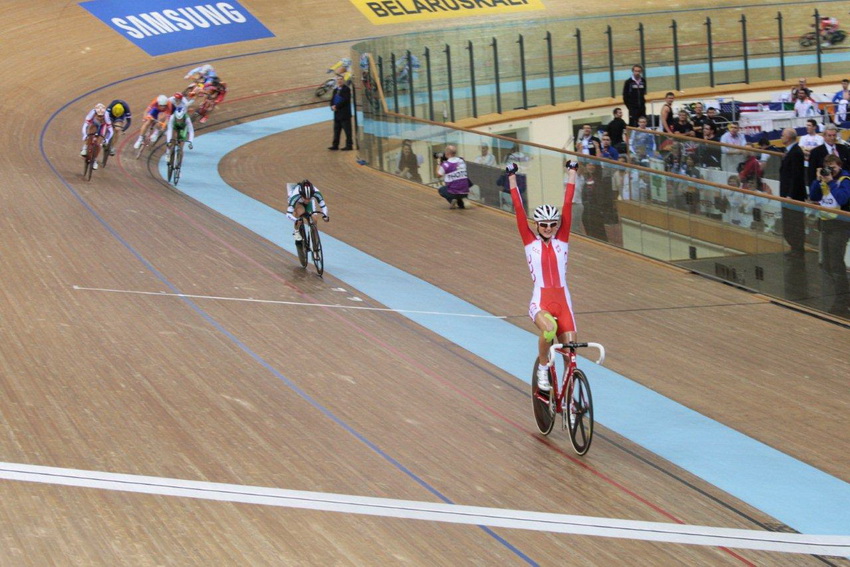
[358,107,850,319]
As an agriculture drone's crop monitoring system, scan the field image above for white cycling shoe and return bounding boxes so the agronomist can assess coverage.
[536,367,551,392]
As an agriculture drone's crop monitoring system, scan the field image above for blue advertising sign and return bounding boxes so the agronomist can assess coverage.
[80,0,275,56]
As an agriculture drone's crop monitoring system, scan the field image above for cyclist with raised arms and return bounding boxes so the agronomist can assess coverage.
[80,103,113,169]
[506,160,579,392]
[165,107,194,164]
[286,180,329,242]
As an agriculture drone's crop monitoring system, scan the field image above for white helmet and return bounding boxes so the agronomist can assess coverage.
[94,103,106,115]
[341,57,352,67]
[174,107,186,120]
[532,204,560,222]
[156,94,168,106]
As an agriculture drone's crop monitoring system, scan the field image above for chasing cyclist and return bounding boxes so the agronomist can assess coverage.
[105,100,131,156]
[286,180,329,243]
[184,64,218,85]
[819,16,840,47]
[328,57,353,83]
[197,77,227,123]
[80,103,113,170]
[165,107,194,164]
[134,94,173,149]
[507,160,579,392]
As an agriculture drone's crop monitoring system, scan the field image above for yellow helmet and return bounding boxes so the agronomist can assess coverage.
[112,103,125,118]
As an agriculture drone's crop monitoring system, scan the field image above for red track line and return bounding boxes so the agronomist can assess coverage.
[110,107,754,566]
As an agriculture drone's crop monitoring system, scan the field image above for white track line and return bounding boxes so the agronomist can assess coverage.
[72,285,506,318]
[1,461,848,556]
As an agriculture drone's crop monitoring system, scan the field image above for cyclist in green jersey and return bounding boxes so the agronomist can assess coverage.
[286,180,329,242]
[165,107,194,163]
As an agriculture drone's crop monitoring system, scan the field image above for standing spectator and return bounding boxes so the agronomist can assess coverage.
[835,90,849,124]
[778,128,808,258]
[808,125,850,184]
[599,133,620,161]
[831,78,850,104]
[605,108,628,153]
[719,121,748,172]
[328,75,353,151]
[799,118,824,171]
[395,140,421,182]
[660,92,676,134]
[436,145,470,209]
[791,77,812,101]
[794,89,818,118]
[695,122,722,168]
[690,102,709,138]
[575,124,600,156]
[809,155,850,315]
[474,143,496,167]
[629,116,657,161]
[671,109,695,136]
[622,64,646,127]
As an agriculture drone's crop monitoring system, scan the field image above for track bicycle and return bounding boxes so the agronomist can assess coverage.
[294,211,326,276]
[531,341,605,455]
[134,117,167,159]
[166,141,191,185]
[81,130,102,181]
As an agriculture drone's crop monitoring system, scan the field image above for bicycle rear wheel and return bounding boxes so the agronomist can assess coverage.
[566,368,594,455]
[310,223,324,276]
[101,138,111,168]
[167,146,175,182]
[531,360,555,435]
[296,224,309,268]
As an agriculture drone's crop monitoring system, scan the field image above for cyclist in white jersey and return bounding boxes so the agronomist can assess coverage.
[507,160,579,391]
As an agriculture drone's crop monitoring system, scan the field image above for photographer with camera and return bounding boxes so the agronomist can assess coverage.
[435,145,471,209]
[809,154,850,315]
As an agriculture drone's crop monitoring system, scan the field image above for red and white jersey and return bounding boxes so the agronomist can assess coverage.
[511,180,576,289]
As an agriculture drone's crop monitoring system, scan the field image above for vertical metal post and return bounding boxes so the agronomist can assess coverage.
[406,49,415,116]
[545,31,556,105]
[445,44,455,122]
[390,53,399,112]
[740,15,749,84]
[518,34,528,109]
[705,18,714,88]
[605,26,615,98]
[814,9,823,77]
[776,12,786,81]
[424,48,434,121]
[575,28,585,102]
[637,23,646,75]
[671,20,680,91]
[378,56,385,97]
[491,38,502,114]
[467,41,477,118]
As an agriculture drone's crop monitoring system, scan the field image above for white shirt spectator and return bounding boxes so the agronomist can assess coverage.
[794,98,818,117]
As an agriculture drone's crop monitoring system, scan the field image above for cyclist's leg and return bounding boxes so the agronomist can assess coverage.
[136,113,155,147]
[292,203,306,239]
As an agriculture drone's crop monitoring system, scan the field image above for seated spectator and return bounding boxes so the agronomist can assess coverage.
[691,102,709,138]
[671,110,695,136]
[695,122,722,168]
[474,143,496,167]
[629,116,657,159]
[575,124,601,156]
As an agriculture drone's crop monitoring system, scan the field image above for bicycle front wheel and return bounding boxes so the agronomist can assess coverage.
[310,223,324,276]
[531,360,555,435]
[296,224,309,268]
[567,369,594,455]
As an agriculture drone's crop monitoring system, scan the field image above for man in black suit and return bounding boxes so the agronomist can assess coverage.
[622,64,646,127]
[806,124,850,184]
[329,75,353,151]
[779,128,808,258]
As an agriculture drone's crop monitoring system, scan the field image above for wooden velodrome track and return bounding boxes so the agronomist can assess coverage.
[4,0,850,564]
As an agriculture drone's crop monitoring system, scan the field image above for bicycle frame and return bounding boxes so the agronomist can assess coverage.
[545,342,605,413]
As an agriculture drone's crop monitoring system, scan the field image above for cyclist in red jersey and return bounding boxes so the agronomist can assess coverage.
[507,160,579,391]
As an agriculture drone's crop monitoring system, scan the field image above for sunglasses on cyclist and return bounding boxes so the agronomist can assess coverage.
[537,222,558,229]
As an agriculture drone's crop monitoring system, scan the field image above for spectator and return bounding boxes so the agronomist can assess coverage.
[695,122,722,168]
[684,156,701,179]
[831,78,850,104]
[605,108,628,153]
[739,153,767,193]
[835,90,849,124]
[809,154,850,315]
[505,144,531,171]
[436,144,470,209]
[395,140,422,182]
[660,92,676,134]
[629,116,657,160]
[622,64,646,127]
[575,124,600,156]
[719,121,748,172]
[723,174,748,227]
[663,142,686,175]
[328,75,353,151]
[671,109,694,136]
[778,128,808,258]
[474,143,497,167]
[794,89,818,118]
[690,102,709,138]
[799,118,824,170]
[807,124,850,185]
[791,77,812,101]
[599,133,620,161]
